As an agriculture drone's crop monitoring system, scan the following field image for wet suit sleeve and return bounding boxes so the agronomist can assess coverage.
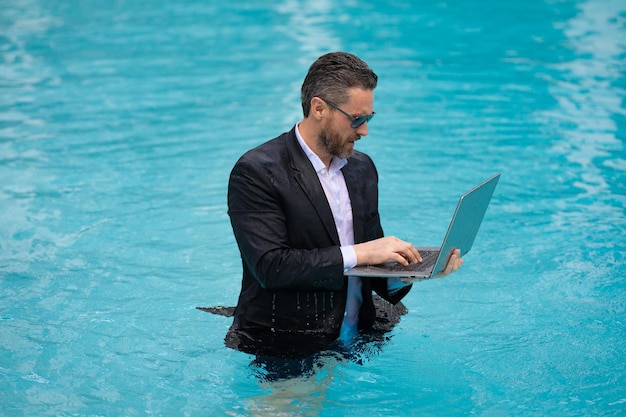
[228,155,345,292]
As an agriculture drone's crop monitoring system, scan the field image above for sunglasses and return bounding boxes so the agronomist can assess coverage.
[321,98,375,128]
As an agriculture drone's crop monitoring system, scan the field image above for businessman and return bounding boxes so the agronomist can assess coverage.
[225,52,463,359]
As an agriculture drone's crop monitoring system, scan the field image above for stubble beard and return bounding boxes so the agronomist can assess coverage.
[318,125,358,160]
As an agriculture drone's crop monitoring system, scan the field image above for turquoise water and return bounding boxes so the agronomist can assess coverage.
[1,0,625,415]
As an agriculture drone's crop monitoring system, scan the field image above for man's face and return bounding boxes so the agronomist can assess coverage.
[318,88,374,159]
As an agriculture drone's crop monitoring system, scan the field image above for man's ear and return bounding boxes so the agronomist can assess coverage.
[310,97,327,121]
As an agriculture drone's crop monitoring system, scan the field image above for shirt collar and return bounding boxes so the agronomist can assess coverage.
[295,123,348,174]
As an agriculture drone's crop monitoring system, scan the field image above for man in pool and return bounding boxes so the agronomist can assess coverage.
[224,52,463,358]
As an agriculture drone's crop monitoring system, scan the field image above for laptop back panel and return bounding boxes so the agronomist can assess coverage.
[429,173,500,277]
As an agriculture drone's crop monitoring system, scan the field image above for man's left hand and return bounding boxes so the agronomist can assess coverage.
[435,248,463,278]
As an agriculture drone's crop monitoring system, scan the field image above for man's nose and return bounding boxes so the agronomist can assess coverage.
[356,122,369,136]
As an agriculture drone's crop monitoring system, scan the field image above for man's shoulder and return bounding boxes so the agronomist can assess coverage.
[347,149,377,171]
[348,149,374,164]
[238,129,294,162]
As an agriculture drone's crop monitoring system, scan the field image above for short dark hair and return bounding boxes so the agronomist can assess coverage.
[301,52,378,117]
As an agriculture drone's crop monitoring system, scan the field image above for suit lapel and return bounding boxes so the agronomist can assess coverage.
[285,129,340,245]
[341,162,366,244]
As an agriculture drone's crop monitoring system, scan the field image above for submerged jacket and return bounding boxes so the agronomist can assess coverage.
[226,127,411,357]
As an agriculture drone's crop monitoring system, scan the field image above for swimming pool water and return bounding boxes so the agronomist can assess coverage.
[1,0,625,416]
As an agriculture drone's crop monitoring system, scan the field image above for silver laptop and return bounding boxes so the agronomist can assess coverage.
[344,173,500,281]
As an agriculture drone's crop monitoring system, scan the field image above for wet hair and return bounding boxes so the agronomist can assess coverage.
[301,52,378,117]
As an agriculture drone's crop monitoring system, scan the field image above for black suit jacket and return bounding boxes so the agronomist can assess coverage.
[227,126,411,356]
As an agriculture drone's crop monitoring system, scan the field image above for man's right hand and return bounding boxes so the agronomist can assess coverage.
[353,236,422,267]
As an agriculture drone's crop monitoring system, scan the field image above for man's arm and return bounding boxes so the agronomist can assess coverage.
[228,157,345,291]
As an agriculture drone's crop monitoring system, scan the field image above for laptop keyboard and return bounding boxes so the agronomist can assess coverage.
[388,250,439,272]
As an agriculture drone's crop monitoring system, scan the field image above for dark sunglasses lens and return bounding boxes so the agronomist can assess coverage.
[351,114,374,128]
